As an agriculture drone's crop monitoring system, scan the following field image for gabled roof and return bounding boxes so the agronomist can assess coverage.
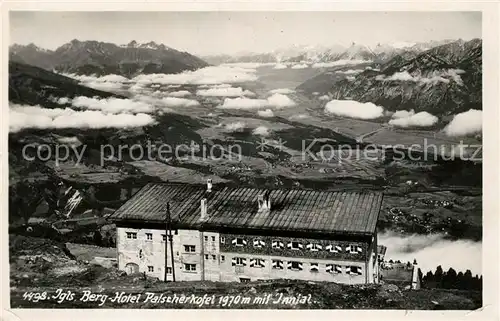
[110,183,383,236]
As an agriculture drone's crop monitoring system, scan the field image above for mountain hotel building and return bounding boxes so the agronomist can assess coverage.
[110,181,383,284]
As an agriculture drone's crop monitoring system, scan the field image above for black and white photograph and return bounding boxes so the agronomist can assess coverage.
[5,9,489,311]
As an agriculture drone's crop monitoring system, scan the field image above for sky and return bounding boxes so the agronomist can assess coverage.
[10,11,481,55]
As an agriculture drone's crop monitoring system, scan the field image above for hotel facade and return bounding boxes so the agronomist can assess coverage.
[110,182,383,284]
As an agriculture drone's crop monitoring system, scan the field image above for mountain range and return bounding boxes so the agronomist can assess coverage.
[297,39,482,116]
[9,40,209,77]
[202,40,459,65]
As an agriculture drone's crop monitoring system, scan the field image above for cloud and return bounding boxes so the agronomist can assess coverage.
[253,126,270,136]
[218,93,296,110]
[324,100,384,119]
[378,231,481,275]
[291,64,309,69]
[63,73,129,92]
[196,87,255,97]
[219,97,269,110]
[71,96,154,113]
[257,109,274,117]
[269,88,295,94]
[267,93,296,108]
[160,97,200,107]
[335,69,363,75]
[289,114,309,120]
[391,109,415,119]
[312,59,371,68]
[132,65,258,86]
[9,104,155,132]
[273,63,288,70]
[444,109,482,137]
[381,69,465,85]
[167,90,191,97]
[221,62,272,69]
[223,121,246,132]
[388,111,439,128]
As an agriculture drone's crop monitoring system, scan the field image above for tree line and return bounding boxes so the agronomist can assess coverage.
[419,265,482,291]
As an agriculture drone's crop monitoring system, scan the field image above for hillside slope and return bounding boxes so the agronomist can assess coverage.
[9,61,121,108]
[10,40,209,76]
[296,39,482,116]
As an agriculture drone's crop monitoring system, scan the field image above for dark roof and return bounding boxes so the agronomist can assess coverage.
[110,183,383,236]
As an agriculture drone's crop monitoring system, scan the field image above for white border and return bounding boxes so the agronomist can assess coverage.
[1,2,498,321]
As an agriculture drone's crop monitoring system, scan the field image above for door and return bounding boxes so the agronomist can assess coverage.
[125,262,139,275]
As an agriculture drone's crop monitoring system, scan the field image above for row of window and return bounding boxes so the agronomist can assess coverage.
[125,231,179,240]
[146,261,362,275]
[125,232,363,256]
[231,257,363,275]
[230,237,363,254]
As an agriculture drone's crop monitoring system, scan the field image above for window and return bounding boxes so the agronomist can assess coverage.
[326,244,342,253]
[240,278,251,283]
[204,236,208,241]
[310,263,319,272]
[272,259,284,269]
[212,255,217,260]
[253,239,266,248]
[148,266,154,272]
[348,266,363,275]
[272,240,284,249]
[232,238,247,247]
[166,267,172,274]
[232,257,246,266]
[288,261,303,271]
[184,245,196,253]
[347,244,362,254]
[250,258,265,268]
[220,237,225,244]
[326,264,343,274]
[306,243,322,252]
[174,230,178,235]
[162,234,167,241]
[126,232,137,239]
[221,255,225,262]
[184,263,196,272]
[205,254,209,260]
[146,233,153,240]
[287,241,303,250]
[211,236,216,242]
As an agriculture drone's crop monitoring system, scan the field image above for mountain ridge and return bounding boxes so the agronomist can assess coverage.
[9,40,209,77]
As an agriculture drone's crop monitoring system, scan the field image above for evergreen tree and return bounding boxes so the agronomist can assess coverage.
[93,230,103,246]
[434,265,444,287]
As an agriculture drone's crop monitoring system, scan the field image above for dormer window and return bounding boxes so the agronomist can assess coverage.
[232,238,247,247]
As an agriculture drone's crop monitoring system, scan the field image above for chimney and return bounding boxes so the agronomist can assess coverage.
[200,198,207,220]
[206,178,212,193]
[258,191,271,211]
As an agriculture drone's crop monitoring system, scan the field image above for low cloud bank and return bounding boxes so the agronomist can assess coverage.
[160,97,200,107]
[257,109,274,117]
[291,64,309,69]
[324,100,384,119]
[196,87,255,97]
[273,63,288,70]
[391,109,415,119]
[389,111,438,128]
[253,126,270,136]
[269,88,295,94]
[380,69,465,85]
[9,104,155,132]
[444,109,482,137]
[218,93,296,110]
[132,65,258,86]
[312,59,371,68]
[335,69,363,75]
[167,90,191,97]
[223,121,246,132]
[63,73,129,92]
[71,96,154,114]
[378,231,481,275]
